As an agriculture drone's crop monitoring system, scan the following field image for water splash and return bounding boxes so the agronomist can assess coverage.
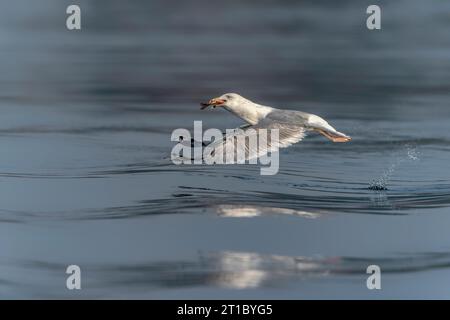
[369,143,420,191]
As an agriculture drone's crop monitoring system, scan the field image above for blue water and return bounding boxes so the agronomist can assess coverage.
[1,0,450,298]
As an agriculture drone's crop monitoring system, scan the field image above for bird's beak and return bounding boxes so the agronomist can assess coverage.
[200,98,226,110]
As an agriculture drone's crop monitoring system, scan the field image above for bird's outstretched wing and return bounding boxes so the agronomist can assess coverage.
[204,119,306,163]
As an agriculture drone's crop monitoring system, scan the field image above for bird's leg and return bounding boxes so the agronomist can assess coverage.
[315,129,351,143]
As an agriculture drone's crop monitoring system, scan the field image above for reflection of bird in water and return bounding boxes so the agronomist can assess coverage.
[211,251,325,289]
[201,93,351,160]
[215,204,320,219]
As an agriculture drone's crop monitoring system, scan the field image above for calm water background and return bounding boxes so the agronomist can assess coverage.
[1,0,450,298]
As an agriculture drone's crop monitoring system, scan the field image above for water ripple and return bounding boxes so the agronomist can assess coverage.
[9,250,450,295]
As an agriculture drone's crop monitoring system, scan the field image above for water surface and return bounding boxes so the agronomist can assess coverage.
[1,0,450,298]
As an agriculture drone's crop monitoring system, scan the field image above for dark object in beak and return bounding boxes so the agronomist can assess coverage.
[200,98,226,110]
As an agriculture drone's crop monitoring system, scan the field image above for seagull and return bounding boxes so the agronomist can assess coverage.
[199,93,351,162]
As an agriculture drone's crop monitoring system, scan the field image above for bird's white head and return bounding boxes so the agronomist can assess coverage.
[200,93,248,110]
[200,93,272,125]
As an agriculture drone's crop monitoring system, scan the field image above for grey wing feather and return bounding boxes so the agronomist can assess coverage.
[204,118,306,162]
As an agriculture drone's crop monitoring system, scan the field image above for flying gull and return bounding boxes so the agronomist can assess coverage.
[199,93,351,161]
